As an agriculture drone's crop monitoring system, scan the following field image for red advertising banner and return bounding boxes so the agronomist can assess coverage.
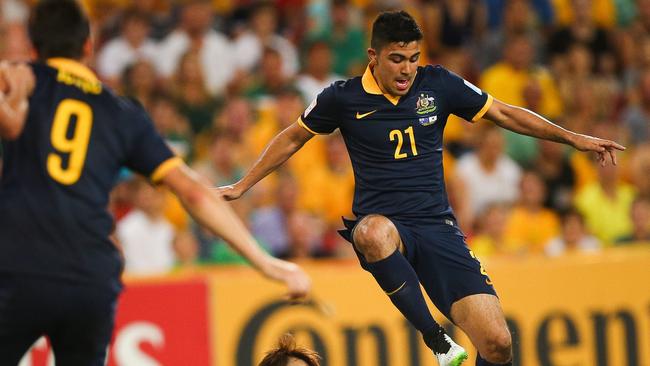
[19,277,211,366]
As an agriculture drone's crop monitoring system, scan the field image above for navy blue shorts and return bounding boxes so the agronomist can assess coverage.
[0,274,118,366]
[339,216,497,319]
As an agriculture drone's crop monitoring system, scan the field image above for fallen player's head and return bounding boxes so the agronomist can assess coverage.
[28,0,90,61]
[258,334,321,366]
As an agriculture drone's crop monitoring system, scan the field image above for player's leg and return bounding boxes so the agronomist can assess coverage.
[450,294,512,365]
[0,274,48,365]
[48,282,117,366]
[352,215,465,361]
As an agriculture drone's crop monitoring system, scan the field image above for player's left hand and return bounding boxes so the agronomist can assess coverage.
[571,133,626,166]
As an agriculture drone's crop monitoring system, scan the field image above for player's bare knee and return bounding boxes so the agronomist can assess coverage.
[353,215,400,261]
[480,328,512,363]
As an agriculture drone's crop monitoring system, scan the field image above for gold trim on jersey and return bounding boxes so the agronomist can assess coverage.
[361,65,401,106]
[47,58,102,94]
[471,94,494,122]
[297,117,327,135]
[151,156,184,183]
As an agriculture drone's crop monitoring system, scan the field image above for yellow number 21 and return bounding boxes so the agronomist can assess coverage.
[389,126,418,159]
[47,99,93,185]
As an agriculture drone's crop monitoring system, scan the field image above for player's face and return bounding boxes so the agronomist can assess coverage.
[368,41,420,97]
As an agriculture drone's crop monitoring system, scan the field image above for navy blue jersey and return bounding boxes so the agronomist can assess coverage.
[300,65,492,222]
[0,59,180,289]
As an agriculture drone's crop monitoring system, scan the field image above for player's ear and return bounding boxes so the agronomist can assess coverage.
[82,36,94,61]
[367,48,377,66]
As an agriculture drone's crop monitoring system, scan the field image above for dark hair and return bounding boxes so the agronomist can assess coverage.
[258,334,321,366]
[370,11,423,51]
[28,0,90,60]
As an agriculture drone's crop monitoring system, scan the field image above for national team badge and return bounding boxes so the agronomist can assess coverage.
[415,93,437,115]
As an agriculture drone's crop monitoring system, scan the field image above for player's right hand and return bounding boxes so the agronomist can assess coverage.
[264,258,312,301]
[214,183,245,201]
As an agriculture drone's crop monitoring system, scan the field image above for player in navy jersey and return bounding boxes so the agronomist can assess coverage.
[218,10,624,366]
[0,1,310,364]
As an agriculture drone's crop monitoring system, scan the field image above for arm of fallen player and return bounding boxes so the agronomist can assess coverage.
[483,98,625,166]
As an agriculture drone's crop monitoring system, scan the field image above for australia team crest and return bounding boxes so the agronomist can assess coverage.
[416,93,437,115]
[416,93,438,126]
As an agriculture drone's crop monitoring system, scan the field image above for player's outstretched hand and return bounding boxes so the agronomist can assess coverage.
[571,133,626,167]
[264,258,312,301]
[215,183,245,201]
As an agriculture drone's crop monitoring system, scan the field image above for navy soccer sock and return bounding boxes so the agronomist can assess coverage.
[476,355,512,366]
[364,249,449,353]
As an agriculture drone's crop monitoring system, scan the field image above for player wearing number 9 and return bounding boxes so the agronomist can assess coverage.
[0,1,310,365]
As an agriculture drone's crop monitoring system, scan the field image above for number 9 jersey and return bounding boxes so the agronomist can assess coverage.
[0,59,180,291]
[299,65,492,224]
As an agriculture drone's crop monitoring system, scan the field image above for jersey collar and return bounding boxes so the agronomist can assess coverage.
[361,65,401,106]
[46,58,100,84]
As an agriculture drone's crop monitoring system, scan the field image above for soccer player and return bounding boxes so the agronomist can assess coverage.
[218,10,625,366]
[258,334,321,366]
[0,1,310,364]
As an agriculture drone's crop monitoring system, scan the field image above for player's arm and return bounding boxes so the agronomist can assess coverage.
[161,163,311,299]
[483,98,625,166]
[217,121,314,200]
[0,62,35,140]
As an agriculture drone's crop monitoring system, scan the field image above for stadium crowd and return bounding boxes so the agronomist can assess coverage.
[0,0,648,274]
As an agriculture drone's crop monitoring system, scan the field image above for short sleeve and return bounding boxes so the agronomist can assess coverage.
[298,83,340,135]
[442,68,493,122]
[123,104,181,183]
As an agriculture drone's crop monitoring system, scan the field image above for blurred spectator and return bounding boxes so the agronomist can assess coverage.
[630,143,650,199]
[427,0,487,55]
[307,0,367,76]
[481,0,545,69]
[575,140,636,244]
[480,33,563,164]
[286,211,326,258]
[232,2,299,77]
[547,0,615,74]
[117,178,176,275]
[533,140,576,211]
[121,60,158,111]
[172,50,223,136]
[468,203,511,257]
[149,93,193,160]
[96,10,158,88]
[192,133,245,186]
[294,41,343,103]
[250,174,304,258]
[503,170,560,254]
[155,0,235,96]
[483,0,554,31]
[456,125,521,225]
[622,69,650,146]
[245,47,294,104]
[173,230,200,267]
[544,208,600,256]
[616,197,650,243]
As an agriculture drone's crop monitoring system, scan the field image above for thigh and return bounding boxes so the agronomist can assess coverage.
[0,275,47,366]
[411,223,496,319]
[450,293,510,352]
[48,283,117,366]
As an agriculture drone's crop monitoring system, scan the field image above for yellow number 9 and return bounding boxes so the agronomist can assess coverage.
[47,99,93,185]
